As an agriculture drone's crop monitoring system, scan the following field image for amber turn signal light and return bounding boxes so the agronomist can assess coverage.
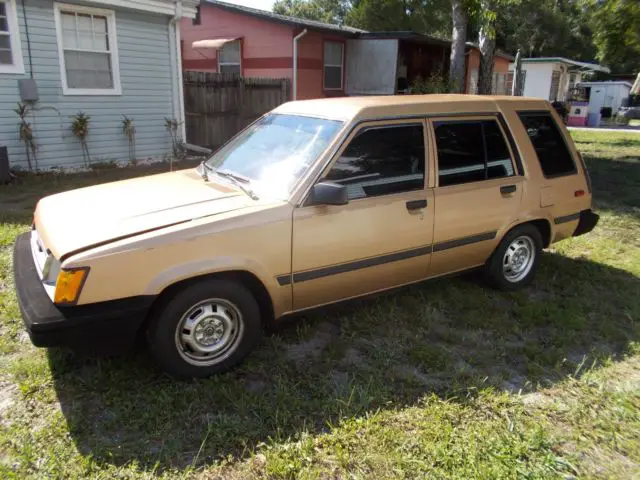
[575,190,585,197]
[54,267,89,305]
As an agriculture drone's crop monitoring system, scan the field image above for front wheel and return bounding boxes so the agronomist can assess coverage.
[147,279,262,378]
[485,224,543,291]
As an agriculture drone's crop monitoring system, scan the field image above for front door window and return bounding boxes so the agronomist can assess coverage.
[324,124,425,199]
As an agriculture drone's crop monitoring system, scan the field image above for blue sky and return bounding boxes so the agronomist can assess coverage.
[225,0,275,11]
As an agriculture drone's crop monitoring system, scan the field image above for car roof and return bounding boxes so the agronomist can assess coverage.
[273,95,549,121]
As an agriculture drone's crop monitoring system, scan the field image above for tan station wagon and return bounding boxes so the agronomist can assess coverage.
[14,95,599,378]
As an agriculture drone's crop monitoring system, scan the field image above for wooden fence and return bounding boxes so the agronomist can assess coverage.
[183,72,290,149]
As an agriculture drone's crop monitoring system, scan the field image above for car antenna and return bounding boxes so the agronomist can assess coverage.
[199,161,209,182]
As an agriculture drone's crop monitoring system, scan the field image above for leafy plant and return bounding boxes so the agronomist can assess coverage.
[70,112,91,167]
[122,116,136,164]
[409,72,451,94]
[14,103,37,171]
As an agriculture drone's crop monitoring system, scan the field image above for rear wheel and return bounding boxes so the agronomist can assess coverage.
[485,224,543,291]
[147,279,262,378]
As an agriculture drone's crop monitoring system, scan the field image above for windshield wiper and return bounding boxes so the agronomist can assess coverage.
[216,169,259,200]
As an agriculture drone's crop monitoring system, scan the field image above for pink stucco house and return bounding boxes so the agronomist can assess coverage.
[181,0,514,100]
[181,0,361,100]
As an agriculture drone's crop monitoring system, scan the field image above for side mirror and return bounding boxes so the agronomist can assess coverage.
[309,181,348,206]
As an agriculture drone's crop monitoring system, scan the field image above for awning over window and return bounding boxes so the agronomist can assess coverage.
[192,38,240,50]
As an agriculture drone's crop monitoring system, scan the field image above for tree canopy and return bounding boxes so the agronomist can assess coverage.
[347,0,451,37]
[497,1,595,61]
[589,0,640,73]
[273,0,350,24]
[271,0,639,73]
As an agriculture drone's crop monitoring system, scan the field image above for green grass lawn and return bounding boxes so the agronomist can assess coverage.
[0,133,639,479]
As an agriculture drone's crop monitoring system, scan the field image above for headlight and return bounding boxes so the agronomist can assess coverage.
[54,267,89,305]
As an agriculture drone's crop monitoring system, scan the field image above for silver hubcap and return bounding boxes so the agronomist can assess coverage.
[175,298,244,366]
[503,235,536,283]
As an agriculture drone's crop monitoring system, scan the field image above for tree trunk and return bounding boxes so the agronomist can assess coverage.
[449,0,468,93]
[477,24,496,94]
[512,49,522,96]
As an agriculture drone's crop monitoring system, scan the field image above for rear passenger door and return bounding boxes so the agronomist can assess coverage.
[428,116,523,277]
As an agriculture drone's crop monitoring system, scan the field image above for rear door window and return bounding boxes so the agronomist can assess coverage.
[517,112,576,177]
[434,119,515,187]
[484,120,516,180]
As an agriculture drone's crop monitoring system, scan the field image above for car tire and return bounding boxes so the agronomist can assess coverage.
[147,279,262,378]
[485,224,543,291]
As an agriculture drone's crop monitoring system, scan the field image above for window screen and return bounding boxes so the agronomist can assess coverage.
[467,69,478,94]
[518,112,576,177]
[507,71,526,96]
[492,73,507,95]
[0,2,14,65]
[324,124,425,199]
[192,5,201,25]
[549,71,561,101]
[323,41,343,90]
[435,120,515,187]
[219,40,241,74]
[60,10,114,89]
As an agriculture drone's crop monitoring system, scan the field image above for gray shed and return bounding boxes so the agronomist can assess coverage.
[578,81,633,115]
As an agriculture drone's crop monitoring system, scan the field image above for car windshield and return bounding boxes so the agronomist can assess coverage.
[205,114,344,199]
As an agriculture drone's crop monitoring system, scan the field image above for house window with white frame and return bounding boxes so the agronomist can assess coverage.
[323,41,343,90]
[218,40,241,74]
[0,0,25,74]
[54,3,121,95]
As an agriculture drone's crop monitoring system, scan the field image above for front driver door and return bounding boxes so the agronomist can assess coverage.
[290,120,435,311]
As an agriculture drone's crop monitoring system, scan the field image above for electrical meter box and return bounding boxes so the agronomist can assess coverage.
[18,78,39,102]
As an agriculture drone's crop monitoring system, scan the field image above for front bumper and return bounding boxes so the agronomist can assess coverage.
[573,209,600,237]
[13,232,155,350]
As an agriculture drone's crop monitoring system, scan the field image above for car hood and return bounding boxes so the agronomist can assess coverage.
[35,168,254,260]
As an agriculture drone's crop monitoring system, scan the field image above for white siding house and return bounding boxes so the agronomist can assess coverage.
[578,81,633,114]
[0,0,198,170]
[509,57,609,103]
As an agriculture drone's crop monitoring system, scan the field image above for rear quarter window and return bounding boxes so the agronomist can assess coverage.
[517,112,577,177]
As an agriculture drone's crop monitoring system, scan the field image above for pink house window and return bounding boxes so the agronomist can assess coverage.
[219,40,241,74]
[323,41,343,90]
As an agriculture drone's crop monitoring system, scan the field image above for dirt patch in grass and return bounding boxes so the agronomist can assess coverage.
[283,322,340,362]
[0,382,16,424]
[243,376,268,394]
[391,364,450,391]
[340,347,364,367]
